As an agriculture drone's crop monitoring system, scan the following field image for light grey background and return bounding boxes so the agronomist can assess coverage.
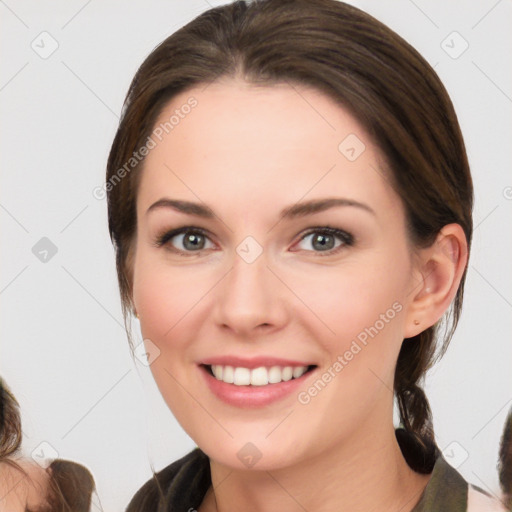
[1,0,511,510]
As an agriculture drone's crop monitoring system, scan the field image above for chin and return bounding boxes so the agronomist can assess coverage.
[195,432,307,472]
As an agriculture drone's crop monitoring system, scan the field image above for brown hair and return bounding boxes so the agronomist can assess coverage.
[0,376,23,466]
[106,0,472,473]
[499,407,512,509]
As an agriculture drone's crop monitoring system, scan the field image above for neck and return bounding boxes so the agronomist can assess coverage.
[200,419,431,512]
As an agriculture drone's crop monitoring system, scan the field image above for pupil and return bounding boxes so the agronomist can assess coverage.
[313,234,333,251]
[184,232,203,250]
[182,232,335,252]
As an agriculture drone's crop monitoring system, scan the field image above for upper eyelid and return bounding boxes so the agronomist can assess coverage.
[156,225,353,250]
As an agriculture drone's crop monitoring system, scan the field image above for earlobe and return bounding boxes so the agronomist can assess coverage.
[404,224,468,338]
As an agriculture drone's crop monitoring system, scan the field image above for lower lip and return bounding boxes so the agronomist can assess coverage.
[198,364,316,408]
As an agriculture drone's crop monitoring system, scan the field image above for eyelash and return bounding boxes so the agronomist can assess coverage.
[152,225,354,257]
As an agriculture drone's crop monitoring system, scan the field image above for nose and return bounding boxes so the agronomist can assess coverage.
[212,247,287,338]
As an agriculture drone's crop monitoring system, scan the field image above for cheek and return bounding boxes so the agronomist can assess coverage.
[299,251,410,378]
[131,249,218,389]
[132,255,206,412]
[133,249,202,338]
[304,259,407,335]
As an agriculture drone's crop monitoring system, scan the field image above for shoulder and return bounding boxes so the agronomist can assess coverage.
[0,460,27,504]
[125,447,210,512]
[467,485,509,512]
[410,451,509,512]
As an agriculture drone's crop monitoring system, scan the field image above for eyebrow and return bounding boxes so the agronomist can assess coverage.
[146,197,375,220]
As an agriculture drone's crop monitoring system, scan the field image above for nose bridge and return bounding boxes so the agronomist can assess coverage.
[227,244,270,307]
[214,240,281,332]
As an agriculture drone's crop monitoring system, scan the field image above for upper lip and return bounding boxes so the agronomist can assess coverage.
[199,356,316,369]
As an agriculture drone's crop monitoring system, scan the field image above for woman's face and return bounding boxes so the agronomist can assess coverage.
[132,79,423,469]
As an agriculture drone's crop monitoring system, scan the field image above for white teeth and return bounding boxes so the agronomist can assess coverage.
[268,366,282,384]
[250,367,268,386]
[233,367,251,385]
[222,365,234,383]
[209,364,310,386]
[292,366,307,378]
[211,364,223,380]
[282,366,293,381]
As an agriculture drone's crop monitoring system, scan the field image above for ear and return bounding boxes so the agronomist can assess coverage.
[404,223,468,339]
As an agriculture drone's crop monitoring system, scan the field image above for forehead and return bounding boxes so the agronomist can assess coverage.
[136,79,401,222]
[150,79,366,162]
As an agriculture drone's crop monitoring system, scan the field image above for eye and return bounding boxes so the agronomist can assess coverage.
[153,225,354,257]
[153,226,215,255]
[293,226,354,256]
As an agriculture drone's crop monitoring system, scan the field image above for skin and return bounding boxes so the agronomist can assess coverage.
[0,458,51,511]
[131,79,467,512]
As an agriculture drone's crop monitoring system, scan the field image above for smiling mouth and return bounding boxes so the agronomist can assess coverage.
[201,363,317,386]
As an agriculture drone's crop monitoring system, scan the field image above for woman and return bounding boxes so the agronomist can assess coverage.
[105,0,508,510]
[0,377,97,511]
